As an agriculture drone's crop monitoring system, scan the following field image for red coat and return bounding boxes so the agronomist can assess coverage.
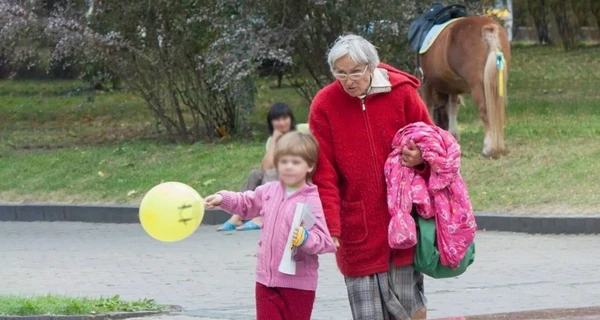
[309,63,434,277]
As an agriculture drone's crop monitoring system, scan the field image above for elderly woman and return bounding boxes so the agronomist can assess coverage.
[308,34,433,319]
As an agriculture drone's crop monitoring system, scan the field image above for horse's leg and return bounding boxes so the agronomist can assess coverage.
[447,94,461,141]
[433,92,449,131]
[418,79,436,119]
[470,84,493,156]
[434,103,449,131]
[420,80,450,129]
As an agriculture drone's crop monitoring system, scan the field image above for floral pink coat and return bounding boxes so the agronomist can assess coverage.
[384,122,477,268]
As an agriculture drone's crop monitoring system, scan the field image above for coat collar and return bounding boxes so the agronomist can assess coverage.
[359,67,392,99]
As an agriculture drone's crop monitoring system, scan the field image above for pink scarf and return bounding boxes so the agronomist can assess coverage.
[384,122,476,268]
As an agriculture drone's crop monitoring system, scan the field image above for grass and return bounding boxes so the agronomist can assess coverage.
[456,45,600,213]
[0,45,599,213]
[0,294,166,316]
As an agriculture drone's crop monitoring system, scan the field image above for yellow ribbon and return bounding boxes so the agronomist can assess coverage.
[497,52,505,97]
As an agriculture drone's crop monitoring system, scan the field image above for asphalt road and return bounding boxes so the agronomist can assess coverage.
[1,222,599,319]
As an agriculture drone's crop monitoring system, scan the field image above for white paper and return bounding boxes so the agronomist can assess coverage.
[278,203,312,275]
[302,209,316,230]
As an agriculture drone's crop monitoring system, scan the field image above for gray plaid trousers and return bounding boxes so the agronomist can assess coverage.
[344,264,426,320]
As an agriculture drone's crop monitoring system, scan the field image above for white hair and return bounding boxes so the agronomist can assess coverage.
[327,34,380,73]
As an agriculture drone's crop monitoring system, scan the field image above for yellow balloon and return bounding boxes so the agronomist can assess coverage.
[139,182,204,242]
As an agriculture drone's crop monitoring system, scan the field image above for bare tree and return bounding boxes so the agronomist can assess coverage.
[549,0,579,51]
[589,0,600,33]
[527,0,553,44]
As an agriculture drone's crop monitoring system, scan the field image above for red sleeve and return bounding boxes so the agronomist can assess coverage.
[308,101,341,238]
[403,86,434,126]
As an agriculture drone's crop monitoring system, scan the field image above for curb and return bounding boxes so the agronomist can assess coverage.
[432,305,600,319]
[474,212,600,234]
[0,204,229,226]
[1,204,599,235]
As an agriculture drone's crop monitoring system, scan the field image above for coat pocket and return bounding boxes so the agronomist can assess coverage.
[340,200,368,244]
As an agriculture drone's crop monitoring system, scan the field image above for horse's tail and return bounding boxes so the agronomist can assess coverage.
[482,24,508,157]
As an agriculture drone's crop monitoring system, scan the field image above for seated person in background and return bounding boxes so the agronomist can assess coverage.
[217,102,308,231]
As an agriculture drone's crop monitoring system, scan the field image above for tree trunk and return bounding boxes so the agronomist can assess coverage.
[591,0,600,34]
[505,0,513,42]
[527,0,553,44]
[550,0,578,51]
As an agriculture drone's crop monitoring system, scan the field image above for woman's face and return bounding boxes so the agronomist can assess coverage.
[272,115,292,134]
[333,54,372,97]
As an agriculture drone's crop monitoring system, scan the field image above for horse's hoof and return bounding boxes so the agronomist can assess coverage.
[482,149,507,159]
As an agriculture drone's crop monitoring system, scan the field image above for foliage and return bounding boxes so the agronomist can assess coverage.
[0,0,43,77]
[2,0,263,142]
[250,0,484,104]
[246,1,408,103]
[570,0,590,27]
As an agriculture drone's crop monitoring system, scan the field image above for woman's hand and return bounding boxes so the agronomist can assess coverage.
[272,129,284,141]
[204,194,223,209]
[401,141,424,167]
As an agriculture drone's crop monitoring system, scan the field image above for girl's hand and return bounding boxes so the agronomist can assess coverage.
[204,194,223,209]
[332,236,340,249]
[291,225,307,248]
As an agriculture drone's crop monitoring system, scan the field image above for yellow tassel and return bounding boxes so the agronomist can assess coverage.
[498,67,504,97]
[497,52,505,97]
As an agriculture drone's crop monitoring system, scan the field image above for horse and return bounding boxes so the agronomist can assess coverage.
[417,16,511,158]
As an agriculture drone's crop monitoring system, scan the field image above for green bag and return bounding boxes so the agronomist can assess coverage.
[413,216,475,279]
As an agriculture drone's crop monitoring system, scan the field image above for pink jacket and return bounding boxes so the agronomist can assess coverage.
[218,181,336,291]
[384,122,477,268]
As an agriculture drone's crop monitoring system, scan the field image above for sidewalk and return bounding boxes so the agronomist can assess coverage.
[1,222,599,319]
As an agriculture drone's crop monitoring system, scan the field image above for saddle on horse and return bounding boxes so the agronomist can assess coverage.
[407,3,468,53]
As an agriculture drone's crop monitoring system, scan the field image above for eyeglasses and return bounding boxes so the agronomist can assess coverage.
[333,65,369,81]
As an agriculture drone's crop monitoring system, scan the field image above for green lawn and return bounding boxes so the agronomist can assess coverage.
[0,45,599,213]
[0,294,166,316]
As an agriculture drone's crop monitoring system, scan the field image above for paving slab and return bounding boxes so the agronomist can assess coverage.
[1,222,599,319]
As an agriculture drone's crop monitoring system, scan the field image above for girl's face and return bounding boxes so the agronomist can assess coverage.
[277,155,313,188]
[272,115,292,134]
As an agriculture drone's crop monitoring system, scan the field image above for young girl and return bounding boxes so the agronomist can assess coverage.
[204,131,336,320]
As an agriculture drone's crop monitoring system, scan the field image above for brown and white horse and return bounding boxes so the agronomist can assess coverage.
[418,16,511,158]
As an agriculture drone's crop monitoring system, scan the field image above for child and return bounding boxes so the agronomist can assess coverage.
[204,131,336,320]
